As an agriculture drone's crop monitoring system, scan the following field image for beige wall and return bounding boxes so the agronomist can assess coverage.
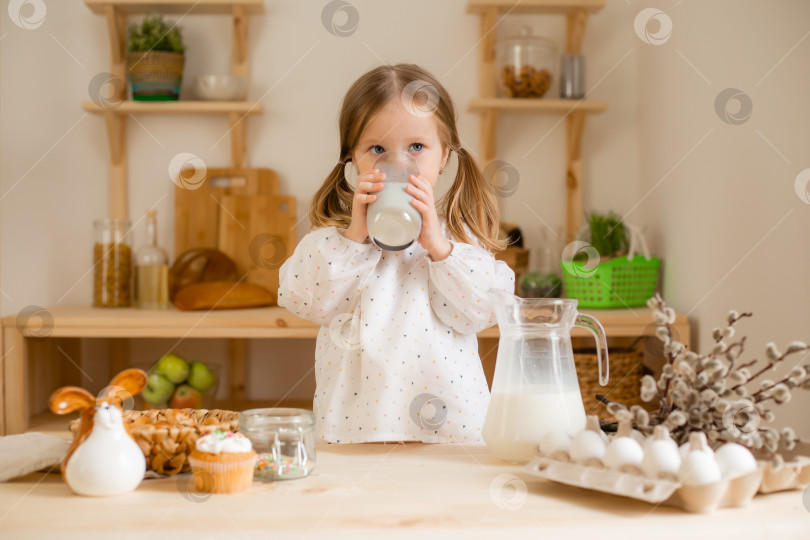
[1,1,808,433]
[635,0,810,434]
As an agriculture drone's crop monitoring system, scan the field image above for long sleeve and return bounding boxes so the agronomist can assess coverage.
[427,240,515,335]
[278,226,382,325]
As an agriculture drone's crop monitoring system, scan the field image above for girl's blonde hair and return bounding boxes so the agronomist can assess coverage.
[309,63,505,253]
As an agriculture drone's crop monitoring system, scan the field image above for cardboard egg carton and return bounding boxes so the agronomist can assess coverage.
[523,456,770,513]
[758,456,810,494]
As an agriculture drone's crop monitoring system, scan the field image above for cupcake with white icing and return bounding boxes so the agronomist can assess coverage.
[188,430,256,493]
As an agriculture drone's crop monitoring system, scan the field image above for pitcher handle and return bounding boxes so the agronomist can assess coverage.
[575,313,609,386]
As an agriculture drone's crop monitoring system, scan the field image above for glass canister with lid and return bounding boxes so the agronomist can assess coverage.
[495,26,558,98]
[238,408,316,481]
[93,218,133,307]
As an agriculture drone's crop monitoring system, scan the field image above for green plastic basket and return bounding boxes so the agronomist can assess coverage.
[561,254,660,308]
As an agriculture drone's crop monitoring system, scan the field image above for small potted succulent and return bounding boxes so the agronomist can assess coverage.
[519,270,562,298]
[127,15,186,100]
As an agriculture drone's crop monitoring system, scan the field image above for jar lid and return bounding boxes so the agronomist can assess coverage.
[239,408,315,431]
[496,26,557,51]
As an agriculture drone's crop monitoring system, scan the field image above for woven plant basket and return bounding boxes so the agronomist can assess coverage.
[127,51,184,101]
[68,408,238,476]
[575,348,644,419]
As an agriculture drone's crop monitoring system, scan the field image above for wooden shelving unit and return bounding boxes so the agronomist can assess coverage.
[0,305,690,435]
[466,0,607,242]
[85,0,265,221]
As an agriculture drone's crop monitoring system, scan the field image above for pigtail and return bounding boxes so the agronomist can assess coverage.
[441,147,506,253]
[308,159,355,230]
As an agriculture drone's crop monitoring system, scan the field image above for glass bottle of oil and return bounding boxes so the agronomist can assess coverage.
[134,210,170,309]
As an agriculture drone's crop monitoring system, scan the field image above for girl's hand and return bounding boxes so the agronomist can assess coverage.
[406,175,452,261]
[344,169,385,243]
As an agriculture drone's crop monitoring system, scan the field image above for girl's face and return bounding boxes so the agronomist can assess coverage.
[352,100,449,188]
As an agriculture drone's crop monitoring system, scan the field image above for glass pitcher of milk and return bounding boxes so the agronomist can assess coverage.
[366,151,421,251]
[482,289,609,463]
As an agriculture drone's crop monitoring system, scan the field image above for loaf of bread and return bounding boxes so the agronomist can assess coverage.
[169,249,239,300]
[173,281,275,310]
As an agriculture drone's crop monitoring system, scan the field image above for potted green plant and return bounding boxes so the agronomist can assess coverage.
[127,15,186,101]
[583,211,628,259]
[519,270,562,298]
[561,211,660,308]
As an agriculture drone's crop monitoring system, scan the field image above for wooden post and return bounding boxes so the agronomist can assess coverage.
[228,338,247,404]
[0,325,5,435]
[104,6,127,102]
[229,113,247,168]
[105,6,128,220]
[564,9,589,243]
[230,6,249,168]
[232,6,249,80]
[479,6,498,165]
[565,112,586,243]
[565,8,588,54]
[104,112,128,221]
[4,326,27,434]
[110,338,129,381]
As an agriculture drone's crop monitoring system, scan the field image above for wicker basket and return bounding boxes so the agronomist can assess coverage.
[575,348,644,418]
[127,51,184,101]
[68,408,238,476]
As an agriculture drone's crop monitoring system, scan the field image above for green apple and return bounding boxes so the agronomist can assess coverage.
[169,384,203,409]
[154,353,189,384]
[142,373,174,404]
[187,361,216,393]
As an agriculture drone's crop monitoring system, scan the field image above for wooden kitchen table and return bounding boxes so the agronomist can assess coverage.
[0,442,807,539]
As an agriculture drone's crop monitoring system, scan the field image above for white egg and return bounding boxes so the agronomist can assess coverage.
[539,429,571,458]
[678,450,721,486]
[714,442,757,478]
[604,437,644,471]
[630,429,646,446]
[570,430,606,465]
[641,439,682,477]
[679,441,714,460]
[644,435,679,454]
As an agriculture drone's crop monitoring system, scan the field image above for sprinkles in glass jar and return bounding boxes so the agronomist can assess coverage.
[238,408,316,481]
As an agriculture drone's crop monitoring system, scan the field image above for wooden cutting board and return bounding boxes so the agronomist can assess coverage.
[217,194,297,303]
[173,168,280,259]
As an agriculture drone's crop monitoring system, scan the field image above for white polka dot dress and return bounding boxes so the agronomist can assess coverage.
[277,222,515,444]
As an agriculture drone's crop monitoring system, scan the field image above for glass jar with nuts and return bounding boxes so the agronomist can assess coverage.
[496,26,558,99]
[93,219,133,307]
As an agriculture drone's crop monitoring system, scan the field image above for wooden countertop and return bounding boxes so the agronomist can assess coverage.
[0,442,806,538]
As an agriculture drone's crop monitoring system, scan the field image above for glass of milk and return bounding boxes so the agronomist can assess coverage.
[366,151,421,251]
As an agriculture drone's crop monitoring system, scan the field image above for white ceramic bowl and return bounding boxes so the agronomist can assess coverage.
[195,75,246,101]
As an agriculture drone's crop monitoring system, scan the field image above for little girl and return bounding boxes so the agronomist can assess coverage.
[278,64,514,444]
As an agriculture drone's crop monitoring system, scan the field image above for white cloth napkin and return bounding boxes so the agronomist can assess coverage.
[0,432,69,481]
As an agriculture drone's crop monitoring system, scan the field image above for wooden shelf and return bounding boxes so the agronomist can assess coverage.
[2,304,688,341]
[467,0,605,15]
[82,100,264,115]
[468,97,608,114]
[85,0,265,15]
